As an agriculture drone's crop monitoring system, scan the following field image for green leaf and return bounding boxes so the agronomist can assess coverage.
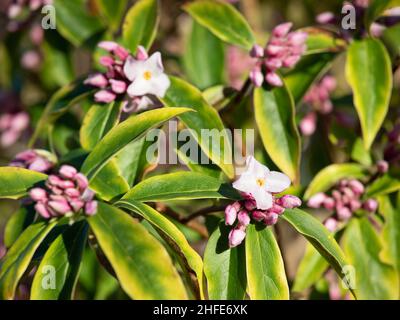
[122,0,159,52]
[379,196,400,272]
[204,223,246,300]
[202,85,237,111]
[284,53,336,105]
[254,84,300,182]
[29,80,93,147]
[115,200,205,299]
[245,224,289,300]
[89,160,130,202]
[30,222,88,300]
[115,137,146,186]
[53,0,104,46]
[0,167,47,200]
[80,102,122,151]
[281,208,354,297]
[0,220,58,300]
[183,0,255,50]
[88,202,188,299]
[366,175,400,198]
[345,38,392,150]
[80,107,192,180]
[4,206,35,248]
[365,0,400,30]
[121,171,240,202]
[304,163,366,200]
[292,242,328,292]
[351,138,373,166]
[95,0,128,30]
[183,20,225,90]
[342,217,398,299]
[305,31,346,55]
[161,77,234,179]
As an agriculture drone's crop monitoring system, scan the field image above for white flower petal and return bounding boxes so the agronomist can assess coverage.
[123,56,143,81]
[145,52,164,74]
[246,155,269,178]
[137,96,154,111]
[232,172,258,194]
[127,77,153,97]
[264,171,291,193]
[252,188,273,210]
[150,74,170,97]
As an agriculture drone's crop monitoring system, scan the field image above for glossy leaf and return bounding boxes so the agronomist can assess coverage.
[95,0,128,30]
[304,163,366,200]
[53,0,104,46]
[365,0,400,30]
[366,175,400,198]
[292,243,328,292]
[305,31,346,54]
[115,200,205,299]
[254,84,300,182]
[183,20,225,90]
[88,202,188,299]
[0,220,58,300]
[345,38,392,150]
[379,196,400,272]
[30,222,88,300]
[204,223,246,300]
[281,209,354,297]
[183,0,255,50]
[80,107,192,180]
[121,171,240,202]
[89,160,130,202]
[342,217,398,299]
[284,53,336,105]
[161,77,234,178]
[4,206,35,248]
[245,224,289,300]
[0,167,47,200]
[80,102,122,151]
[123,0,159,52]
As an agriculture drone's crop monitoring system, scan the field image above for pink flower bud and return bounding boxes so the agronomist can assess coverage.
[75,173,89,191]
[136,46,149,61]
[376,160,389,173]
[299,112,317,136]
[85,201,98,216]
[82,189,95,202]
[47,175,63,187]
[225,202,239,225]
[70,199,85,212]
[323,197,335,210]
[29,188,47,202]
[250,44,264,58]
[11,112,29,132]
[324,217,338,232]
[99,56,115,67]
[1,130,19,147]
[35,203,51,219]
[114,46,129,61]
[265,72,283,87]
[65,188,81,198]
[48,200,72,215]
[278,195,302,209]
[272,22,293,38]
[271,203,285,215]
[98,41,119,52]
[363,199,378,213]
[109,79,127,94]
[288,32,308,46]
[348,179,364,195]
[316,12,336,24]
[249,67,264,87]
[282,55,301,68]
[349,200,361,212]
[252,210,266,222]
[237,210,250,226]
[28,158,52,173]
[228,227,246,248]
[266,45,285,56]
[336,205,352,221]
[21,51,41,70]
[307,192,326,208]
[265,58,282,70]
[59,165,77,179]
[263,211,279,226]
[94,90,116,103]
[244,199,256,211]
[84,73,108,88]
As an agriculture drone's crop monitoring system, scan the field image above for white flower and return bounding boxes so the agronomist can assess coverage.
[124,52,170,98]
[232,156,291,210]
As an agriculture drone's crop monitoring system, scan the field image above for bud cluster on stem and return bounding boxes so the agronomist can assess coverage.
[29,165,97,219]
[249,22,307,88]
[9,149,54,173]
[307,179,378,232]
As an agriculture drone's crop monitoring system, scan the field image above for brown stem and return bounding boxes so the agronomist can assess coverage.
[180,205,226,224]
[221,78,252,114]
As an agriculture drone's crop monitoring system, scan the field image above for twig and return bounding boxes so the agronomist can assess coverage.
[180,205,226,224]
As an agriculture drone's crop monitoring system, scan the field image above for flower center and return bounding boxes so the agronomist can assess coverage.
[256,178,265,187]
[143,70,152,80]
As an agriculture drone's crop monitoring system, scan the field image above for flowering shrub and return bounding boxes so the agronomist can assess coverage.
[0,0,400,301]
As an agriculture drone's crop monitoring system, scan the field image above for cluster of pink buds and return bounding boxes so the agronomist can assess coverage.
[29,165,97,219]
[225,194,302,248]
[299,75,336,136]
[307,179,378,232]
[7,0,52,18]
[0,112,29,148]
[249,22,307,87]
[9,149,55,173]
[384,123,400,165]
